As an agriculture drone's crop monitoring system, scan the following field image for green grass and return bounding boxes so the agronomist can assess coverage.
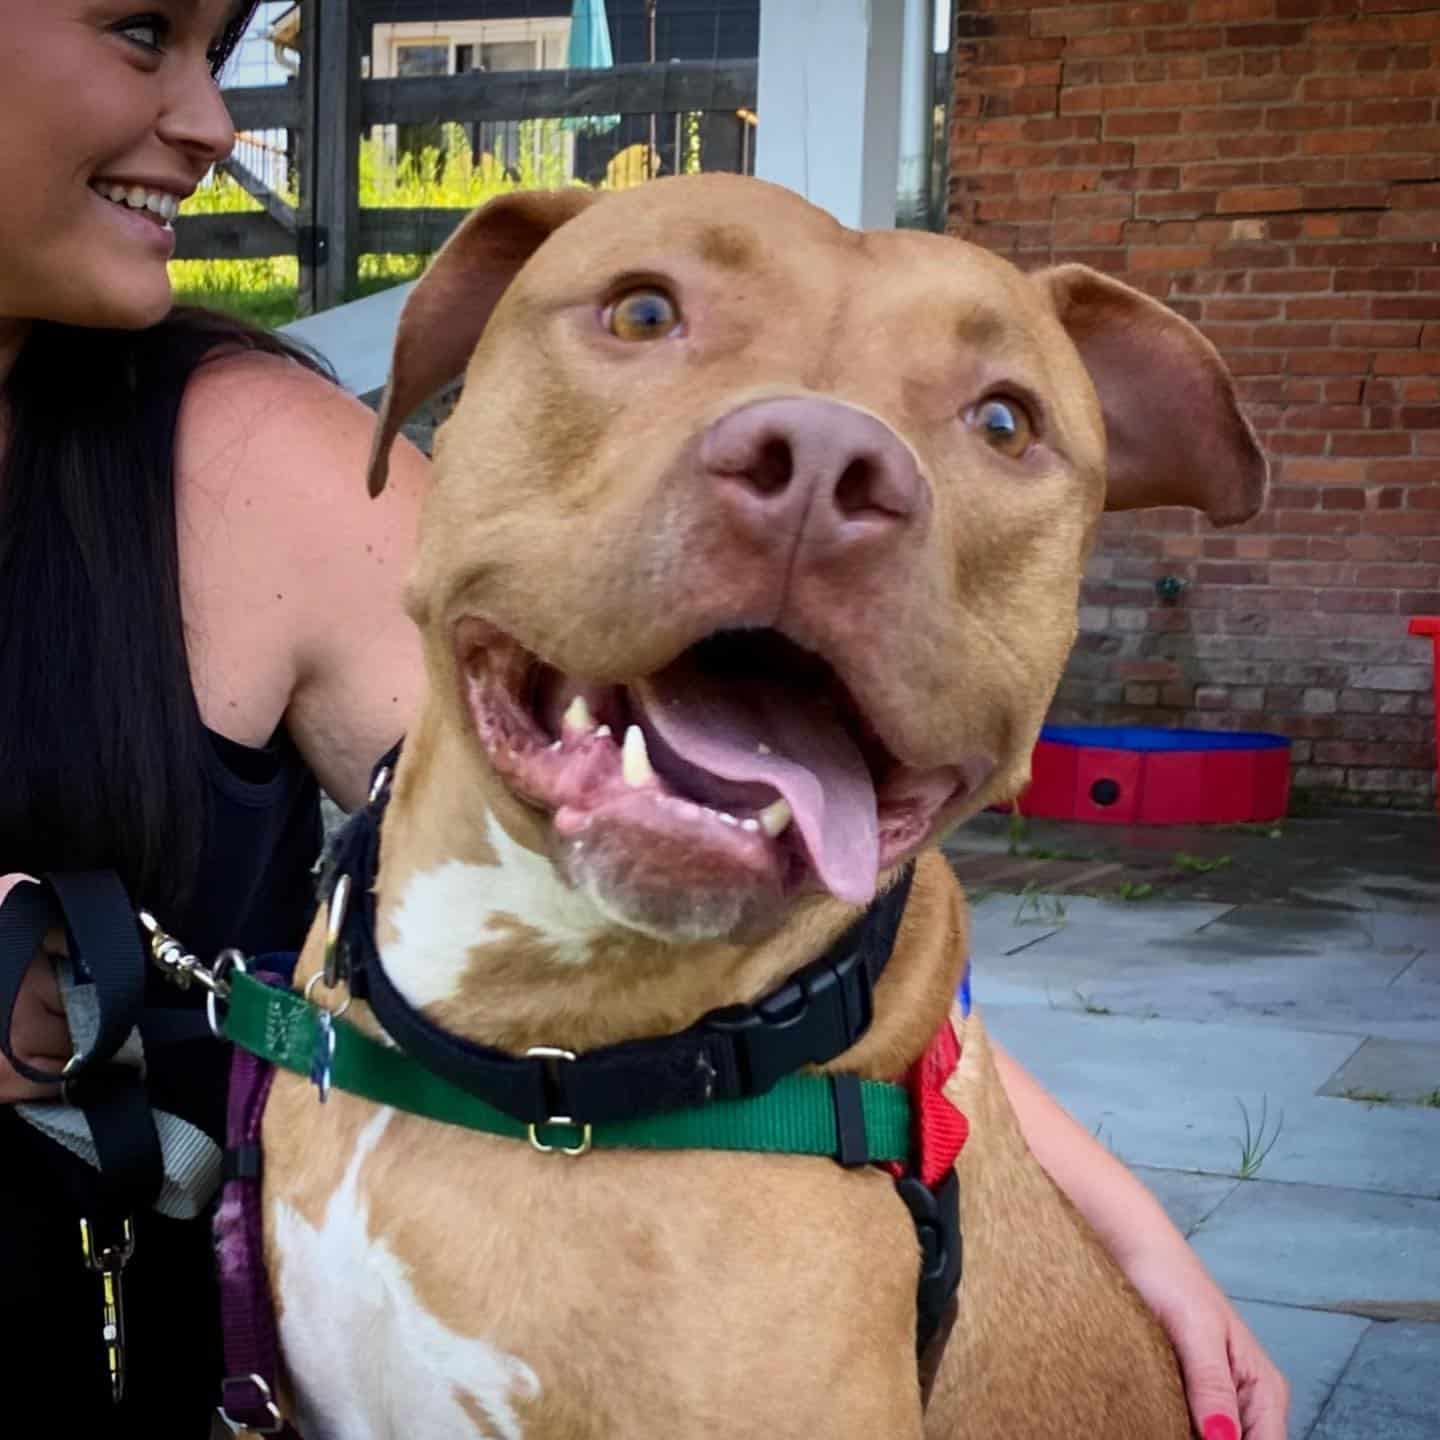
[1342,1088,1395,1105]
[1171,852,1233,875]
[171,121,701,328]
[1234,1096,1284,1179]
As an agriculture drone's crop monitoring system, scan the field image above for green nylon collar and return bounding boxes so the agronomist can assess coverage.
[224,969,911,1162]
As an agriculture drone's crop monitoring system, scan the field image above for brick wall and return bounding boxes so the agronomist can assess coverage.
[946,0,1440,808]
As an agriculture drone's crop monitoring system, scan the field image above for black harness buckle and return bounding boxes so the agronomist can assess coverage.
[896,1169,963,1359]
[700,929,879,1096]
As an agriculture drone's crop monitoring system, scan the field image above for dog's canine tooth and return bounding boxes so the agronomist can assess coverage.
[759,799,793,838]
[562,695,596,737]
[622,725,656,787]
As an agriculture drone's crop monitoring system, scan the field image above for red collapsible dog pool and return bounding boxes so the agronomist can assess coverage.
[1016,725,1291,825]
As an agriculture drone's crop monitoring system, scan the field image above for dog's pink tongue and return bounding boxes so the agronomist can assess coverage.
[631,664,879,905]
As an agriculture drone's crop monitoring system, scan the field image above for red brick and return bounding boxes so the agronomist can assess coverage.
[1371,459,1440,483]
[1196,0,1276,19]
[1287,404,1366,429]
[1146,27,1226,52]
[1330,433,1415,457]
[1351,99,1436,128]
[1286,297,1369,320]
[1181,106,1267,133]
[1221,74,1301,103]
[1104,110,1184,136]
[1312,13,1440,44]
[1209,297,1286,320]
[1266,103,1350,130]
[1226,22,1309,46]
[1185,161,1265,187]
[1299,129,1380,156]
[1287,349,1374,374]
[1334,269,1418,292]
[1031,6,1111,36]
[1067,31,1147,58]
[1317,589,1399,611]
[1336,322,1425,348]
[1217,132,1301,158]
[1375,350,1440,375]
[1217,185,1306,212]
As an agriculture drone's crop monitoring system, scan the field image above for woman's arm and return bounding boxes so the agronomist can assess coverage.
[992,1040,1288,1440]
[176,352,431,810]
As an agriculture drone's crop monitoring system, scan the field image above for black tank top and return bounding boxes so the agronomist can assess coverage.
[138,723,324,1141]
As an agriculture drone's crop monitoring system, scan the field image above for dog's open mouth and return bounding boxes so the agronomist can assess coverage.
[458,623,974,917]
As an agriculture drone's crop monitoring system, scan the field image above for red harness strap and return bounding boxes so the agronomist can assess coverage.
[884,1018,969,1184]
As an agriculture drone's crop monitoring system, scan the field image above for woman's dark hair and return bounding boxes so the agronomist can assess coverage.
[0,310,330,915]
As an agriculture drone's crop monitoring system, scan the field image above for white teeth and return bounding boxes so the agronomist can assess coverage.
[757,742,772,755]
[741,818,761,833]
[594,724,612,739]
[92,183,181,222]
[759,799,793,837]
[561,696,596,737]
[718,812,739,827]
[622,725,655,788]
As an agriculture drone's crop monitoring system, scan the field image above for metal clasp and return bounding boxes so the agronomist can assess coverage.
[220,1371,285,1435]
[524,1046,592,1156]
[322,871,352,991]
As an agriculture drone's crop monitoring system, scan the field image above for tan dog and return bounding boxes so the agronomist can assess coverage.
[258,173,1265,1439]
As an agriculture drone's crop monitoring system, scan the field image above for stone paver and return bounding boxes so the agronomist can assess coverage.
[1319,1038,1440,1107]
[1133,1165,1239,1237]
[1188,1180,1440,1312]
[1232,1300,1369,1440]
[1309,1323,1440,1440]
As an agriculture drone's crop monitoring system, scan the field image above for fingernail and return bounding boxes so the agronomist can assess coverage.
[1203,1417,1239,1440]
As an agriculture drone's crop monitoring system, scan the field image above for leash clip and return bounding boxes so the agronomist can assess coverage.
[525,1046,592,1156]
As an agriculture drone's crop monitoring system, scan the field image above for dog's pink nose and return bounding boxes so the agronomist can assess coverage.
[699,398,927,550]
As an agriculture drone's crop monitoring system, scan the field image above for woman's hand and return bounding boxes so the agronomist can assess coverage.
[1122,1224,1290,1440]
[0,874,70,1102]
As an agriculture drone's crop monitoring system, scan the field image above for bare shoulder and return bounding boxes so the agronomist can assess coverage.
[175,347,429,808]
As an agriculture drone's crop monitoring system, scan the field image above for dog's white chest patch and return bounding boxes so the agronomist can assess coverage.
[384,814,607,1007]
[272,1108,540,1440]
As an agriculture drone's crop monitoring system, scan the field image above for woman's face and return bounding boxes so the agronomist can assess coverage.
[0,1,238,332]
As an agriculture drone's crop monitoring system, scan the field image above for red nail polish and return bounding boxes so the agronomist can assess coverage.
[1203,1417,1239,1440]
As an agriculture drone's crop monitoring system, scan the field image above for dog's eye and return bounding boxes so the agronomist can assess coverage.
[608,289,679,342]
[972,397,1033,457]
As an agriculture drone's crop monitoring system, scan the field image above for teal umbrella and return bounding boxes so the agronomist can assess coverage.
[563,0,619,134]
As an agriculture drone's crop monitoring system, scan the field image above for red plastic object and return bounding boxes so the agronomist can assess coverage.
[1014,727,1291,825]
[1409,616,1440,809]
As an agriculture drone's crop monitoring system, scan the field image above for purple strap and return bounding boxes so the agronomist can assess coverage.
[215,977,304,1439]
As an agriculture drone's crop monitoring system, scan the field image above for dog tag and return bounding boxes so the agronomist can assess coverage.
[310,1009,336,1104]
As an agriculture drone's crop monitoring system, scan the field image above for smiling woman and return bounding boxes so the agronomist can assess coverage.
[0,0,430,1432]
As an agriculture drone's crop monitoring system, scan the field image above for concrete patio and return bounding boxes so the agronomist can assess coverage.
[944,809,1440,1440]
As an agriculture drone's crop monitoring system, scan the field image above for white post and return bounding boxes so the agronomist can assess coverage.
[755,0,907,231]
[896,0,936,229]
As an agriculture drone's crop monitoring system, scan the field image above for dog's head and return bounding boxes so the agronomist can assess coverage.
[372,175,1265,944]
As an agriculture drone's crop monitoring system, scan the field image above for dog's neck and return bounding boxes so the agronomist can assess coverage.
[367,703,853,1055]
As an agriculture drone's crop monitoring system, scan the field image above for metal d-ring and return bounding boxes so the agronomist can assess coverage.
[524,1046,592,1156]
[303,969,352,1021]
[205,950,248,1040]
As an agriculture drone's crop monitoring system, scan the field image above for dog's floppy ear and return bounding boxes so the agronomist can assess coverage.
[367,188,597,497]
[1036,264,1268,525]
